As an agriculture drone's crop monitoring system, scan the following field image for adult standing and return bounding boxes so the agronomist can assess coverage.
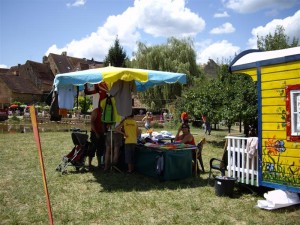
[89,107,105,170]
[202,114,211,135]
[103,123,124,172]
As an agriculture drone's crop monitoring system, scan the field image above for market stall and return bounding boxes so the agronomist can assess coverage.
[52,66,192,177]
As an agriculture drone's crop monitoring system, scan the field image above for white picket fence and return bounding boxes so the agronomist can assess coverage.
[225,136,259,186]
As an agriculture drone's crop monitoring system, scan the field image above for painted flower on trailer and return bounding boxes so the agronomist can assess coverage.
[274,140,286,153]
[266,163,274,172]
[265,135,278,155]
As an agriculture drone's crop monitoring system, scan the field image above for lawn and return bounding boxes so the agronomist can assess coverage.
[0,126,299,225]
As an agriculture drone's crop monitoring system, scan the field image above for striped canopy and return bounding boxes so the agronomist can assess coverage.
[54,66,187,92]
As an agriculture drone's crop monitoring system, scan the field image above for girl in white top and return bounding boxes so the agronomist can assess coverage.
[142,112,152,130]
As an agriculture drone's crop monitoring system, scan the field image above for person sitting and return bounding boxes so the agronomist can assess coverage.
[175,123,195,145]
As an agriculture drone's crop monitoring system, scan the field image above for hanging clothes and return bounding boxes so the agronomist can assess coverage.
[57,85,77,110]
[49,91,62,121]
[109,80,137,117]
[85,82,108,109]
[246,137,258,158]
[92,93,100,109]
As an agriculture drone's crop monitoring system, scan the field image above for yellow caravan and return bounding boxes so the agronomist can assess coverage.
[227,47,300,193]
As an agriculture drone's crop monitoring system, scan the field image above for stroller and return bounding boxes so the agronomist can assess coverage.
[56,131,90,174]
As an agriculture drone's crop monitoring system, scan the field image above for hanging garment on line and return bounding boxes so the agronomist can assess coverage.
[84,82,108,100]
[109,80,137,117]
[57,85,77,110]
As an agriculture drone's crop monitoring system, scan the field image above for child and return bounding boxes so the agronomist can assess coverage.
[115,113,138,173]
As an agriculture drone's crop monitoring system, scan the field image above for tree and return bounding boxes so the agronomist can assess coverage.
[78,95,92,114]
[131,37,203,111]
[257,25,299,50]
[104,36,127,67]
[178,64,257,133]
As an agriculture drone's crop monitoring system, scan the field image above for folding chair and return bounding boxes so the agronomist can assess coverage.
[207,139,228,184]
[194,138,206,176]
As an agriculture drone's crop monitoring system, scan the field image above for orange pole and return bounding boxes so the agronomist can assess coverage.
[30,106,54,225]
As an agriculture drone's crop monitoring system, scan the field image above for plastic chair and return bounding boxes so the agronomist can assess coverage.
[194,138,206,176]
[207,139,228,184]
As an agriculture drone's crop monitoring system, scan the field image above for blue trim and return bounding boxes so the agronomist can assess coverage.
[257,67,263,186]
[228,49,261,72]
[230,52,300,72]
[262,181,300,193]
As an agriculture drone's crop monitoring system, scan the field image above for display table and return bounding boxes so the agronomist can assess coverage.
[135,144,195,181]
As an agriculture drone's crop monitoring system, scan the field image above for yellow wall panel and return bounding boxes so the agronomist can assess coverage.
[262,122,286,131]
[261,105,286,114]
[261,78,300,90]
[262,130,286,140]
[261,89,285,98]
[261,97,285,106]
[261,69,300,82]
[262,61,300,74]
[262,114,285,122]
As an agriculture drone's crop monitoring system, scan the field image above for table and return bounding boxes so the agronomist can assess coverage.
[135,144,195,181]
[157,137,175,143]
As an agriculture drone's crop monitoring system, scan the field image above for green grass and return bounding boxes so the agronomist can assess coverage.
[0,127,299,225]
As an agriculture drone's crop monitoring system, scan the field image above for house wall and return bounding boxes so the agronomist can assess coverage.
[11,93,41,104]
[0,81,12,104]
[260,61,300,191]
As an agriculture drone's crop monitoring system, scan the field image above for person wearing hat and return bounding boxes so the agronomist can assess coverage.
[175,123,195,145]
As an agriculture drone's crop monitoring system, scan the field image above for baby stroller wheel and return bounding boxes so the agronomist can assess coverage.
[55,165,61,172]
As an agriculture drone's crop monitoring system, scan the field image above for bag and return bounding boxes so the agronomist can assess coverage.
[102,96,114,123]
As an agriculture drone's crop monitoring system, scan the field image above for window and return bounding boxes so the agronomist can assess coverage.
[286,84,300,141]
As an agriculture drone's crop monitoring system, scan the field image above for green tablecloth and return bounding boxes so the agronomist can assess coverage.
[135,145,192,181]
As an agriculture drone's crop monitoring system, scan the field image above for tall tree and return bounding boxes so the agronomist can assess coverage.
[104,36,127,67]
[131,37,203,111]
[257,25,299,50]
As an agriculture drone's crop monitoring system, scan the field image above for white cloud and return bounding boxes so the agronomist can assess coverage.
[0,64,8,69]
[66,0,86,8]
[210,23,235,34]
[214,11,229,18]
[196,40,240,64]
[135,0,205,37]
[46,0,205,62]
[223,0,299,14]
[247,10,300,48]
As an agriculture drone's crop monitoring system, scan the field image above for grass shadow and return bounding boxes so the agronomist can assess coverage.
[207,140,226,148]
[89,169,210,192]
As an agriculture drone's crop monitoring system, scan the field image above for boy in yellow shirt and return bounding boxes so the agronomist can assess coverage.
[115,113,138,173]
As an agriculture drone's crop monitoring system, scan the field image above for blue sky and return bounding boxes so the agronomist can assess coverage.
[0,0,299,68]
